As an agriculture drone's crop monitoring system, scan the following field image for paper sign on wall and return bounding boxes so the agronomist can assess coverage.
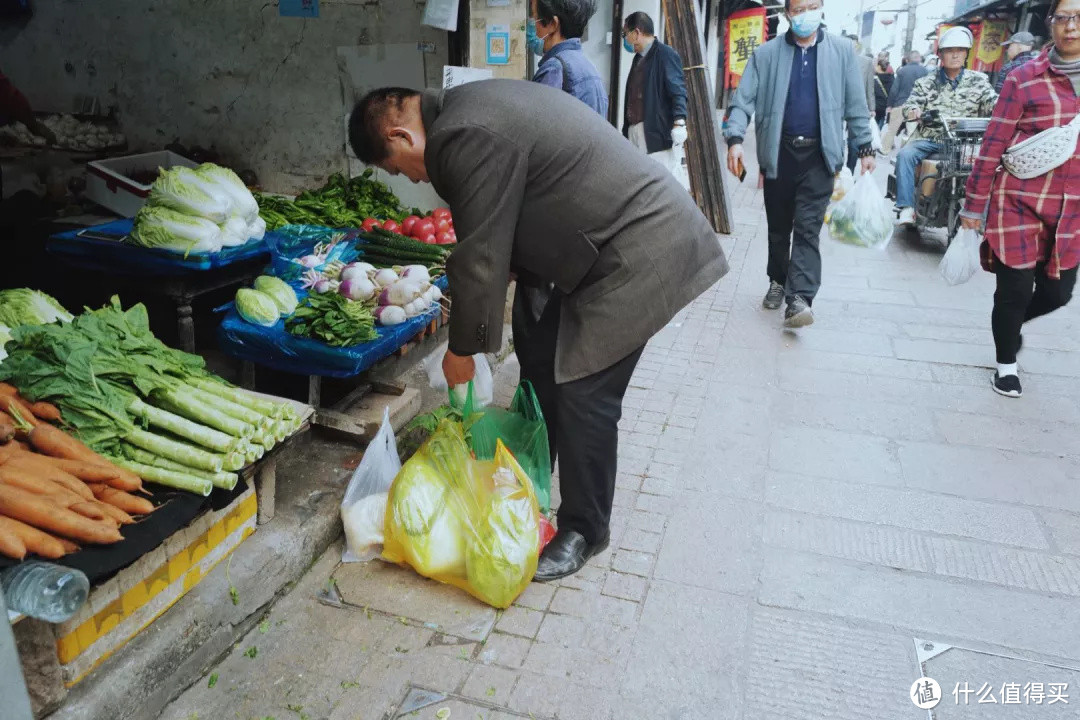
[486,24,511,65]
[443,65,494,89]
[279,0,318,17]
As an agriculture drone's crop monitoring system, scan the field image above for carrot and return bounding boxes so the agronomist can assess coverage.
[2,453,95,500]
[0,485,123,545]
[69,501,110,523]
[29,401,61,422]
[0,518,27,560]
[0,442,19,465]
[0,418,13,444]
[0,468,83,505]
[0,515,67,559]
[34,456,127,485]
[55,537,80,554]
[0,391,38,429]
[19,422,141,492]
[94,501,134,526]
[87,483,155,515]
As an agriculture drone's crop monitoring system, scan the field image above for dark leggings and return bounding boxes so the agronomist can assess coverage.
[992,264,1078,364]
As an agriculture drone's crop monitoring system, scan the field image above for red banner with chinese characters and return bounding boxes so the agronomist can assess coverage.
[973,19,1010,72]
[726,7,767,90]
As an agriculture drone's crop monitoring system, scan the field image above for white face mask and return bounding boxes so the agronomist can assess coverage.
[790,8,823,38]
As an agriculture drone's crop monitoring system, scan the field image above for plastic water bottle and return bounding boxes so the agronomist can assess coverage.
[1,561,89,623]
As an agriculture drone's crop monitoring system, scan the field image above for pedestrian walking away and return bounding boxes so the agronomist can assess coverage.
[875,52,895,128]
[348,80,728,580]
[621,11,688,154]
[723,0,875,329]
[895,26,997,227]
[961,0,1080,398]
[882,50,929,153]
[844,34,876,173]
[996,31,1040,93]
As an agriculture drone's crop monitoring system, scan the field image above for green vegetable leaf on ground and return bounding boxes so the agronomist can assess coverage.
[258,619,270,634]
[207,674,218,689]
[244,646,257,659]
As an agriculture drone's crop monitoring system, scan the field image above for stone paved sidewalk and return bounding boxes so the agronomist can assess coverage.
[160,143,1080,720]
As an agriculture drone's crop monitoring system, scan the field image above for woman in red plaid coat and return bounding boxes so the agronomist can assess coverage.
[962,0,1080,398]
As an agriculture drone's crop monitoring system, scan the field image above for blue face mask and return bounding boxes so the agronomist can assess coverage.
[526,19,548,55]
[790,8,823,38]
[623,36,635,53]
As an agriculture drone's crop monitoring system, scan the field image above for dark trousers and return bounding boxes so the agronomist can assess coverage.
[991,264,1077,363]
[762,141,833,305]
[512,287,644,545]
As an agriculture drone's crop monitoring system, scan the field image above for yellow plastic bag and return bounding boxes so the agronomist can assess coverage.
[382,419,540,609]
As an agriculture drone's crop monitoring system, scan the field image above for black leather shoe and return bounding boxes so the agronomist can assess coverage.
[533,530,609,582]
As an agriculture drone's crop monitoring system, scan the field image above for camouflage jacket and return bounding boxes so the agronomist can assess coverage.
[902,68,997,141]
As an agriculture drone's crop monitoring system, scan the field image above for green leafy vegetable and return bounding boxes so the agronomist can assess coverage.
[130,205,222,255]
[207,673,218,689]
[0,289,73,328]
[235,289,281,327]
[253,276,299,316]
[148,166,232,222]
[285,293,377,347]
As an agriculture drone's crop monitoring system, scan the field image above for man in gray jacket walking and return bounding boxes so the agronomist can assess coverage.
[349,81,728,580]
[725,0,874,328]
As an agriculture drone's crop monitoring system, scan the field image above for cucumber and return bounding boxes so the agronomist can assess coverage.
[365,229,448,257]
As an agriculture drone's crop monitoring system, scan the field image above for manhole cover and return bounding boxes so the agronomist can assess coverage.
[913,638,1080,718]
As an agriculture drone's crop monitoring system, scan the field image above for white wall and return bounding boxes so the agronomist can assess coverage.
[0,0,447,194]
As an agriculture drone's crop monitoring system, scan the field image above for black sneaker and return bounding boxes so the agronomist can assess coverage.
[991,372,1022,398]
[762,281,784,310]
[784,296,814,328]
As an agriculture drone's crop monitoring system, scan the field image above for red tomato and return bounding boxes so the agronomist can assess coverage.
[401,215,420,235]
[361,217,379,232]
[432,207,452,221]
[382,219,400,233]
[538,516,556,553]
[434,231,452,245]
[421,233,437,245]
[447,230,457,243]
[416,219,436,238]
[434,218,451,234]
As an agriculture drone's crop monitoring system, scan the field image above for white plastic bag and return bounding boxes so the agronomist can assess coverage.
[341,407,400,562]
[832,167,854,202]
[870,121,883,153]
[423,342,493,408]
[648,147,692,192]
[939,227,983,286]
[827,173,894,249]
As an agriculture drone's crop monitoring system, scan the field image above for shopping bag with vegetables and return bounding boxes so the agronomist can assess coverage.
[827,172,894,250]
[341,407,399,562]
[382,419,540,609]
[467,382,552,514]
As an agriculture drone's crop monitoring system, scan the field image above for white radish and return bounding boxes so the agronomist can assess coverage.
[378,279,425,307]
[400,265,431,282]
[339,276,376,301]
[372,268,399,288]
[374,305,408,325]
[403,298,428,317]
[340,263,375,283]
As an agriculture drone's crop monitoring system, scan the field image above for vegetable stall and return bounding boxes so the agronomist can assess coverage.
[0,289,312,686]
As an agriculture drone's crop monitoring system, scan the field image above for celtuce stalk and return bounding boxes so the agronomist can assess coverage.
[188,386,274,430]
[109,456,213,496]
[157,389,256,439]
[121,444,239,490]
[191,378,285,418]
[125,428,224,473]
[128,397,238,453]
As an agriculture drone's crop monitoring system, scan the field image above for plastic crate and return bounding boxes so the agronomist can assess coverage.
[85,150,197,217]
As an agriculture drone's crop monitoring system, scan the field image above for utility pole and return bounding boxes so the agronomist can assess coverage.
[904,0,918,54]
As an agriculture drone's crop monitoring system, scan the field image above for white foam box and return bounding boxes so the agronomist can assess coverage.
[85,150,196,218]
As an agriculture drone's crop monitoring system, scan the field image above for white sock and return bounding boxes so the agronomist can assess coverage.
[997,363,1018,378]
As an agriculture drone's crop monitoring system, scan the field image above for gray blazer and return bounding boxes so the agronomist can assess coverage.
[724,31,873,179]
[421,80,728,383]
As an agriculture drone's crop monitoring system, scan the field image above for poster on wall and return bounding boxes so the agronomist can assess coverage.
[486,24,511,65]
[443,65,494,89]
[279,0,318,18]
[422,0,460,31]
[725,7,766,90]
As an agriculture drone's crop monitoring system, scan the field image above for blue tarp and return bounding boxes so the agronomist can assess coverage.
[216,276,448,378]
[217,224,449,377]
[48,219,271,275]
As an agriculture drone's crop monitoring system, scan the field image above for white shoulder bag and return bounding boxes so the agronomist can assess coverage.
[1001,113,1080,179]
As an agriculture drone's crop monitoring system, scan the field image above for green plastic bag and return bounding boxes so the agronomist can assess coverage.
[453,381,552,514]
